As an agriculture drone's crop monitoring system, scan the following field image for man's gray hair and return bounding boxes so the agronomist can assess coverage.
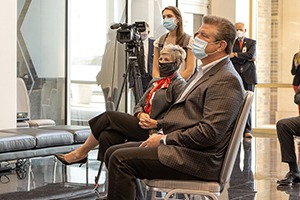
[203,15,236,54]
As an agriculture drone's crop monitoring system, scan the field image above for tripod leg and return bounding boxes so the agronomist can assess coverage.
[115,60,132,111]
[94,161,104,198]
[132,62,144,104]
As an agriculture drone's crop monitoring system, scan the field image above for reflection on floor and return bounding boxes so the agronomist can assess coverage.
[0,134,299,200]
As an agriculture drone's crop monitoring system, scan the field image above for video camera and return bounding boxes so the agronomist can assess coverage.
[110,21,146,76]
[110,21,146,43]
[110,21,146,105]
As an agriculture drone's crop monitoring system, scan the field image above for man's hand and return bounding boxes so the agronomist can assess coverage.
[139,134,162,147]
[139,113,157,129]
[229,52,235,58]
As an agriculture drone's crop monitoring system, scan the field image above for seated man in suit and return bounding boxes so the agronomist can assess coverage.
[101,15,246,200]
[230,22,257,138]
[277,86,300,185]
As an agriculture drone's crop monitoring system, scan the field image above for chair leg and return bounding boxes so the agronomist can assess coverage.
[150,191,157,200]
[53,157,57,183]
[85,154,89,186]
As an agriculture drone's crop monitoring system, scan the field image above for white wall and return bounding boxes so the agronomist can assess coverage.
[236,0,250,37]
[210,0,236,23]
[0,0,17,129]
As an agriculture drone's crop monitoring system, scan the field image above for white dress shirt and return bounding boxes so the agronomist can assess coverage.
[143,38,149,73]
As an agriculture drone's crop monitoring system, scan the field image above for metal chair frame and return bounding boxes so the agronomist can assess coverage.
[143,91,254,200]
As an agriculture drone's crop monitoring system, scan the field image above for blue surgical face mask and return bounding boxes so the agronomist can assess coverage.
[192,37,219,59]
[163,18,177,31]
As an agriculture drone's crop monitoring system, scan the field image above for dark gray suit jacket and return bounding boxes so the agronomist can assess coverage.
[156,57,245,181]
[134,73,186,120]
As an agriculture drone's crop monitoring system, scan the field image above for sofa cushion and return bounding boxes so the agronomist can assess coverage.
[27,119,56,127]
[0,132,35,153]
[38,125,91,143]
[1,128,74,148]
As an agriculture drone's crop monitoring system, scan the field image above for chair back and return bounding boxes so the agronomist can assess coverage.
[17,78,30,118]
[219,91,254,189]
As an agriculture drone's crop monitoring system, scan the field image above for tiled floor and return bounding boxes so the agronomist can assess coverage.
[0,133,299,200]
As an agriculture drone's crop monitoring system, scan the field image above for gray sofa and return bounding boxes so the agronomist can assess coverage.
[0,125,91,162]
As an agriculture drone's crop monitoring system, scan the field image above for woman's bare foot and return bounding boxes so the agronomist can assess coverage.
[63,150,87,164]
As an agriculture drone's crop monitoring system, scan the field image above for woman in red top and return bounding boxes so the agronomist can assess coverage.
[55,44,186,165]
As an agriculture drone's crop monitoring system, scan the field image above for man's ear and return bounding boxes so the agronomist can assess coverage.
[244,29,247,33]
[148,30,150,35]
[218,40,227,52]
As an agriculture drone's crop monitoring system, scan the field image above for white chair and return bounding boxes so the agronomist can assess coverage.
[143,91,254,200]
[17,78,56,128]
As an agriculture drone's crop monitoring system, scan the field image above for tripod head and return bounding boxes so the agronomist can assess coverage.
[110,22,147,110]
[111,21,146,75]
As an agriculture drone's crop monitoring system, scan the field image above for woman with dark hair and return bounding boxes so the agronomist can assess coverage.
[152,6,195,81]
[55,44,186,165]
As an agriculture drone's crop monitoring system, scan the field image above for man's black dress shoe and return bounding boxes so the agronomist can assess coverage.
[55,154,87,167]
[277,171,300,185]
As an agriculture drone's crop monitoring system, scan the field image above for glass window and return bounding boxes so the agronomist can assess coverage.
[69,0,126,125]
[17,0,66,125]
[254,0,300,128]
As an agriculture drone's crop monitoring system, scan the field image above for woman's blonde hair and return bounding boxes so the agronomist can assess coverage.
[160,44,186,64]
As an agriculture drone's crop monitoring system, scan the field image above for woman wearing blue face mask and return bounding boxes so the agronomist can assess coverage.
[152,6,195,81]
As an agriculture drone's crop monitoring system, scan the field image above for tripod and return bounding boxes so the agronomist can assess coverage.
[94,46,144,199]
[115,43,144,111]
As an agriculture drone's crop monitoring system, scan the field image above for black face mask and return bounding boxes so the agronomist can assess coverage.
[159,61,179,77]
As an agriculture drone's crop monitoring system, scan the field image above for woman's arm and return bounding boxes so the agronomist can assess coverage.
[179,48,195,80]
[152,47,160,78]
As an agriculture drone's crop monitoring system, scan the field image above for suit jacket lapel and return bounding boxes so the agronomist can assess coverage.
[242,37,247,48]
[148,39,154,74]
[234,38,240,52]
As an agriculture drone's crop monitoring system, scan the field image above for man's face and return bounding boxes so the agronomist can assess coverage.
[140,28,150,41]
[195,23,218,55]
[235,23,245,38]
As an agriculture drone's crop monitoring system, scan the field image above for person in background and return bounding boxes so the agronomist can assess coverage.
[152,6,195,81]
[96,29,125,111]
[100,15,245,200]
[291,51,300,115]
[129,22,154,94]
[277,85,300,185]
[230,22,257,139]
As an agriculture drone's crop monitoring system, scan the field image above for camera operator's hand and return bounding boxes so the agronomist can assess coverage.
[139,113,157,129]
